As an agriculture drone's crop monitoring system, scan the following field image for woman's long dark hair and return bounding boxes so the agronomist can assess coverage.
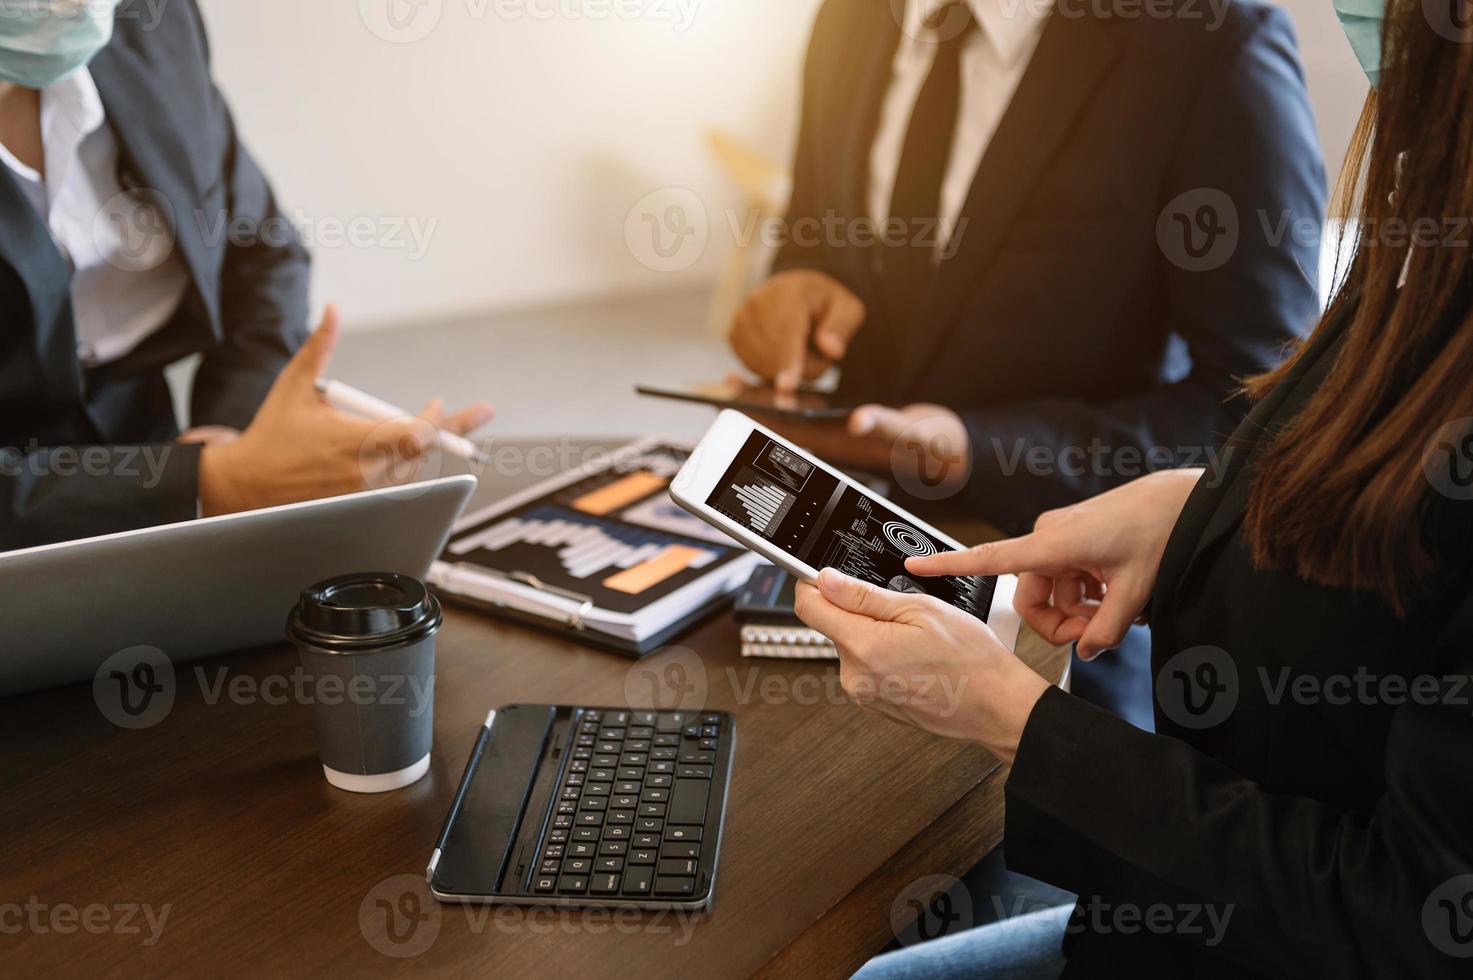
[1242,0,1473,616]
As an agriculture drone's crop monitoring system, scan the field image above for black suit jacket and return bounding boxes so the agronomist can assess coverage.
[0,0,309,551]
[1003,302,1473,976]
[775,0,1325,532]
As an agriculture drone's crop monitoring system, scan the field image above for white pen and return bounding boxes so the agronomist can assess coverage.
[315,378,492,465]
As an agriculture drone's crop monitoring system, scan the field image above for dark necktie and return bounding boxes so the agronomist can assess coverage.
[882,4,974,336]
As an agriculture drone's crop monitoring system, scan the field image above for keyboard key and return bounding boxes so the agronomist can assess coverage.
[576,812,604,826]
[633,833,660,848]
[645,774,673,788]
[544,844,565,859]
[593,754,619,767]
[620,753,648,766]
[612,795,638,809]
[641,787,669,803]
[699,738,719,751]
[583,710,602,722]
[609,711,629,726]
[590,768,615,781]
[607,809,634,825]
[659,857,698,876]
[599,841,628,856]
[585,782,611,796]
[636,818,663,833]
[553,815,573,829]
[669,780,709,825]
[617,767,645,781]
[661,842,699,860]
[589,873,621,896]
[579,796,608,811]
[534,875,557,893]
[572,748,591,760]
[678,749,714,765]
[558,875,588,894]
[701,714,722,725]
[568,842,595,857]
[701,726,720,738]
[597,727,625,740]
[623,866,653,896]
[539,859,559,875]
[676,765,712,780]
[596,741,621,754]
[628,848,656,865]
[602,825,631,840]
[652,734,679,747]
[565,773,585,787]
[615,781,641,794]
[683,725,702,739]
[655,876,695,897]
[573,827,599,842]
[595,857,623,872]
[628,726,654,739]
[549,827,570,842]
[649,762,675,775]
[563,857,592,874]
[638,803,666,818]
[625,739,651,752]
[655,713,685,733]
[570,760,589,773]
[650,748,678,761]
[632,711,657,726]
[664,825,702,842]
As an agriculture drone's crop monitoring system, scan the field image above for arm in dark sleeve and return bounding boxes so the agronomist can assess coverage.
[183,1,310,431]
[1003,604,1473,977]
[0,444,202,551]
[768,1,859,293]
[954,8,1325,533]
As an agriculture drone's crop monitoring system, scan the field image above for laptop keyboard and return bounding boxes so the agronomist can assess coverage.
[530,708,727,901]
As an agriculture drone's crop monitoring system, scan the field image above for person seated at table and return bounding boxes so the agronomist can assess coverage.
[0,0,491,552]
[727,0,1325,727]
[794,0,1473,973]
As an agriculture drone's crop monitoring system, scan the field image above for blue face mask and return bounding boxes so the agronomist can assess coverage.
[0,0,120,89]
[1333,0,1386,88]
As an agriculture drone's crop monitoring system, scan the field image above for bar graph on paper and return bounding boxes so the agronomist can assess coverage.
[713,468,795,540]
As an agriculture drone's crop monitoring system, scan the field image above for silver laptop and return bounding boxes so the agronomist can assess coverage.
[0,475,476,696]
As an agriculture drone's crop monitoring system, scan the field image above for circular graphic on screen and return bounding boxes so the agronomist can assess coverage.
[883,521,936,558]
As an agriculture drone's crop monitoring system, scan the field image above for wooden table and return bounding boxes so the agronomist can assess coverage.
[0,445,1067,979]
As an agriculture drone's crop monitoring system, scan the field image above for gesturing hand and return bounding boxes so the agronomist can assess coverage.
[906,469,1204,660]
[197,305,494,516]
[728,270,865,392]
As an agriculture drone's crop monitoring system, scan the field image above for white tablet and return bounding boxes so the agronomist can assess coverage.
[670,411,1018,643]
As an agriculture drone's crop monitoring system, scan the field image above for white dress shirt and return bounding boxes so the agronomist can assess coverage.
[0,68,189,367]
[868,0,1054,246]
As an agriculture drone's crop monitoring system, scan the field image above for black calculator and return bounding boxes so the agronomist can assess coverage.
[428,704,734,910]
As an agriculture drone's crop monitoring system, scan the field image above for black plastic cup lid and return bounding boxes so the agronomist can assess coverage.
[286,572,442,654]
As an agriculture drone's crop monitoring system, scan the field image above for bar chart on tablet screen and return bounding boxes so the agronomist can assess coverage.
[713,468,795,539]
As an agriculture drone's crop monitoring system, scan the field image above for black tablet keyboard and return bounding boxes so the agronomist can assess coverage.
[428,705,733,910]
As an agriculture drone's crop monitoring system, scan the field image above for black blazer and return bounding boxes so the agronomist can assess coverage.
[775,0,1325,532]
[1002,302,1473,976]
[0,0,309,551]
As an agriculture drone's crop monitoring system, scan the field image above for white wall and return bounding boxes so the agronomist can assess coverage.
[196,0,1367,331]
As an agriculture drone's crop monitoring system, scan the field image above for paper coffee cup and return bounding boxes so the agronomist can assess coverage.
[286,573,442,793]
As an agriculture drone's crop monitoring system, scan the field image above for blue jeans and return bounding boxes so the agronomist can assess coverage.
[853,905,1072,980]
